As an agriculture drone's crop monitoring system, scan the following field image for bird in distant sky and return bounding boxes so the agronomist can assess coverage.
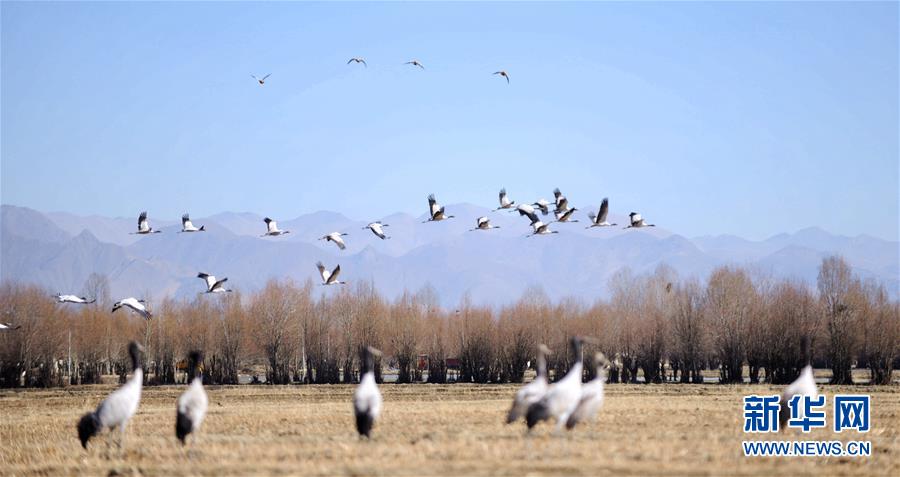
[532,199,552,216]
[251,73,271,85]
[425,194,454,222]
[625,212,655,229]
[131,211,162,235]
[347,57,367,67]
[363,222,390,240]
[180,214,205,233]
[553,188,568,214]
[470,216,500,231]
[112,298,152,320]
[405,59,425,69]
[320,232,349,250]
[197,273,232,294]
[493,70,510,83]
[587,198,617,228]
[316,262,346,285]
[55,294,96,304]
[554,208,579,223]
[515,204,540,225]
[495,188,516,211]
[528,221,558,237]
[262,217,290,236]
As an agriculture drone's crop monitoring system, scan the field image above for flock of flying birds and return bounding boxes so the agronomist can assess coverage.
[253,57,512,84]
[45,188,657,318]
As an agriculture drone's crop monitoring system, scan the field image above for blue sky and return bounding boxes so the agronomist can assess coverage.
[2,2,897,241]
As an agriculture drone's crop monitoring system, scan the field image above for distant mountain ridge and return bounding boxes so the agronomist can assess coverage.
[2,204,897,306]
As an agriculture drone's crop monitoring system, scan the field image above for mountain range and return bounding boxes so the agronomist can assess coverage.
[1,204,897,306]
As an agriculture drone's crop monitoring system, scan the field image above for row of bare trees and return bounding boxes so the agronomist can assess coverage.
[0,256,896,388]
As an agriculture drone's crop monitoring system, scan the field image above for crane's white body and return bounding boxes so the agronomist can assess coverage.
[112,298,151,320]
[321,232,348,250]
[531,361,584,432]
[364,222,389,240]
[56,294,95,304]
[177,377,209,440]
[262,218,290,236]
[588,198,616,228]
[317,262,345,285]
[779,365,818,428]
[495,188,515,210]
[180,214,205,232]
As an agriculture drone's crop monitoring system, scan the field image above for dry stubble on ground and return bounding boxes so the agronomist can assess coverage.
[1,383,898,476]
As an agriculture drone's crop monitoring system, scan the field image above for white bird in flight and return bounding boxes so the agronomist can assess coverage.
[316,262,346,285]
[131,211,162,235]
[197,273,232,294]
[262,217,290,236]
[587,198,617,228]
[424,194,454,222]
[494,188,516,211]
[347,57,367,67]
[625,212,655,229]
[55,294,96,304]
[320,232,349,250]
[112,298,152,320]
[363,222,390,240]
[528,221,558,237]
[470,216,500,231]
[251,73,271,85]
[554,208,579,223]
[532,199,552,216]
[180,214,205,233]
[405,59,425,70]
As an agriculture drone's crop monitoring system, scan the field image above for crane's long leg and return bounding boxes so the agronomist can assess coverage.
[118,423,127,458]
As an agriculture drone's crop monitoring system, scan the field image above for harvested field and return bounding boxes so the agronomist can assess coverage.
[1,383,897,476]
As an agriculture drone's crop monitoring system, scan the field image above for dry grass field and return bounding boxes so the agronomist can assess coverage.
[1,383,898,476]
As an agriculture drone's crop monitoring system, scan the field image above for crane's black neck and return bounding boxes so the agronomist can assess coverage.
[128,342,142,372]
[360,348,375,375]
[800,336,811,367]
[536,350,547,379]
[570,337,583,366]
[187,350,203,382]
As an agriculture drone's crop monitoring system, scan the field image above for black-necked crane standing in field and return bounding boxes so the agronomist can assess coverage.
[251,73,271,85]
[405,59,425,70]
[553,188,568,214]
[494,188,516,211]
[0,322,21,331]
[424,194,454,222]
[587,198,617,228]
[55,294,96,304]
[624,212,655,229]
[532,198,552,216]
[180,214,205,233]
[554,207,579,223]
[176,350,209,447]
[320,232,349,250]
[262,217,290,236]
[363,222,390,240]
[507,344,552,424]
[565,352,610,432]
[112,298,152,320]
[347,57,367,67]
[317,262,346,285]
[470,216,500,231]
[197,273,232,294]
[131,211,162,235]
[779,338,817,430]
[493,70,510,83]
[526,336,595,434]
[353,346,383,438]
[77,341,144,453]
